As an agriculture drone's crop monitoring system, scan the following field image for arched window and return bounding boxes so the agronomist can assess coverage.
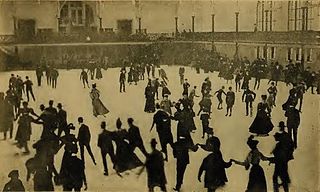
[59,1,94,29]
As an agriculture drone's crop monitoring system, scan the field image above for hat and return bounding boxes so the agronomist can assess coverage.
[8,170,19,178]
[164,94,169,97]
[57,103,62,108]
[92,83,97,88]
[116,118,122,129]
[278,121,286,128]
[247,136,259,149]
[128,118,134,124]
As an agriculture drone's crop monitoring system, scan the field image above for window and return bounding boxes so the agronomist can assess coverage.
[256,46,260,58]
[288,48,293,60]
[269,47,276,59]
[306,48,312,61]
[296,48,302,61]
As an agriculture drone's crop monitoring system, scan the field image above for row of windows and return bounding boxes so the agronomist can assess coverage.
[256,46,312,61]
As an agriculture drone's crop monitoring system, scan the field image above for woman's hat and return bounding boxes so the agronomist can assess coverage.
[247,135,259,148]
[278,121,286,128]
[8,170,19,178]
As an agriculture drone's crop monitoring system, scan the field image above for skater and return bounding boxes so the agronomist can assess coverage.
[241,71,251,90]
[152,78,161,100]
[112,118,143,173]
[268,62,282,86]
[201,77,212,97]
[269,132,293,192]
[182,79,190,96]
[151,64,156,78]
[197,94,212,116]
[189,86,200,107]
[267,82,278,108]
[231,136,270,192]
[150,104,174,161]
[80,69,90,88]
[1,92,14,139]
[127,118,148,157]
[214,86,226,110]
[138,139,167,192]
[285,104,300,149]
[119,69,126,93]
[296,82,305,112]
[160,94,174,115]
[173,137,191,191]
[159,68,169,85]
[225,87,235,116]
[198,141,232,192]
[3,170,25,192]
[57,103,67,137]
[144,83,156,113]
[235,70,242,92]
[15,101,39,154]
[96,66,103,80]
[146,63,151,78]
[36,66,43,87]
[199,111,211,138]
[59,139,87,191]
[242,88,256,116]
[51,68,59,89]
[77,117,97,165]
[90,83,109,117]
[24,76,35,102]
[161,82,171,99]
[179,67,185,85]
[97,121,116,176]
[9,74,17,89]
[249,95,274,136]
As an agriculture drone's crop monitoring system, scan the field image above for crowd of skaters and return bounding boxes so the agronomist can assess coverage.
[0,51,315,192]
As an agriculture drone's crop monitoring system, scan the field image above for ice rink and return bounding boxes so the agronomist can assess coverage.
[0,66,318,192]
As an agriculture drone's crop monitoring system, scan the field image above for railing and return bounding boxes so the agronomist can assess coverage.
[1,31,320,45]
[0,35,16,44]
[176,31,320,44]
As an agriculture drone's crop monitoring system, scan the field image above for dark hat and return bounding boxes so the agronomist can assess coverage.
[261,94,267,100]
[8,170,19,178]
[278,121,286,128]
[92,83,97,88]
[247,136,259,149]
[128,117,134,124]
[116,118,122,129]
[57,103,62,108]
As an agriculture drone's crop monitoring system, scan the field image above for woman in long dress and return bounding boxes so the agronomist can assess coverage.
[112,118,143,173]
[90,84,109,117]
[96,66,103,80]
[144,83,155,113]
[232,136,270,192]
[1,93,15,139]
[198,137,232,192]
[15,101,39,154]
[249,95,273,136]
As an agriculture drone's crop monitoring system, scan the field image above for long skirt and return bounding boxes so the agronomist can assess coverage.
[114,142,143,173]
[144,98,155,113]
[92,99,109,117]
[249,112,273,135]
[15,116,32,143]
[96,69,103,79]
[246,165,267,192]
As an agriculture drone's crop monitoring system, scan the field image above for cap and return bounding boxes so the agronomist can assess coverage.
[8,170,19,178]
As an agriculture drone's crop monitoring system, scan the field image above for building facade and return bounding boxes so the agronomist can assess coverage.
[0,0,319,69]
